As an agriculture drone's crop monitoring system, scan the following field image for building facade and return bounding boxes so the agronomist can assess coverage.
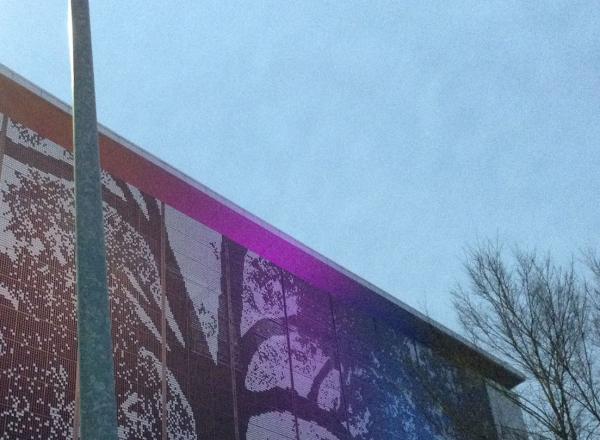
[0,66,524,439]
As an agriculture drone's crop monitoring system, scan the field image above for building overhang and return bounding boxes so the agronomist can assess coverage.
[0,63,526,389]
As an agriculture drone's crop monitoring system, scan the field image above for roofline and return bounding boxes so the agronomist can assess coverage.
[0,62,526,387]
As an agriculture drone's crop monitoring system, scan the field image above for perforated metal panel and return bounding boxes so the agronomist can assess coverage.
[0,114,501,440]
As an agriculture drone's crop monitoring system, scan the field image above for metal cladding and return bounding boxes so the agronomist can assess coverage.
[0,67,523,439]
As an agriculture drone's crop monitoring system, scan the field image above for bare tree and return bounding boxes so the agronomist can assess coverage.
[585,253,600,347]
[564,253,600,429]
[452,242,600,440]
[397,311,537,440]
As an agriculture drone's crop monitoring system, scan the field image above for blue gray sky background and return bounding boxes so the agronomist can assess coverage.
[2,1,599,332]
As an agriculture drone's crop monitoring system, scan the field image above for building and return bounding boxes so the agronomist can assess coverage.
[0,65,525,439]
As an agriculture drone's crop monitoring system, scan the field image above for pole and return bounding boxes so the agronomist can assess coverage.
[69,1,118,438]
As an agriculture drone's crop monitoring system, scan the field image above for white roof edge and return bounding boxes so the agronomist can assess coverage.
[0,62,526,385]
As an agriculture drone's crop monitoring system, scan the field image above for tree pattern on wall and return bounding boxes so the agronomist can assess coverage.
[0,113,498,439]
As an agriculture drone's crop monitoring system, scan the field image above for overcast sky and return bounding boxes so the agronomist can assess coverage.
[2,1,599,333]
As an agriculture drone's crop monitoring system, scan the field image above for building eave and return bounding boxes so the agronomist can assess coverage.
[0,62,526,389]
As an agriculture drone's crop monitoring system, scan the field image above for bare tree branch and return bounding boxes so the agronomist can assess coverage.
[452,242,600,440]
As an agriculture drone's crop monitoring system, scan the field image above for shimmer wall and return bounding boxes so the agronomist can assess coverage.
[0,113,498,439]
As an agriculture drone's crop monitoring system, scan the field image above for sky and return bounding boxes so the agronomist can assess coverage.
[1,1,599,333]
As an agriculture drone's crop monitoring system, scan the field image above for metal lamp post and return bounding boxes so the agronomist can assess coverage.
[69,1,118,438]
